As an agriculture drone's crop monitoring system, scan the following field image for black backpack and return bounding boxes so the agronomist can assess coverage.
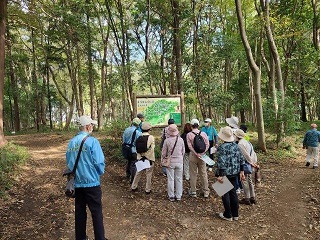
[136,135,150,153]
[192,131,206,153]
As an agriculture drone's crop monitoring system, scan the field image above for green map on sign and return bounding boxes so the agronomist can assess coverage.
[144,99,179,125]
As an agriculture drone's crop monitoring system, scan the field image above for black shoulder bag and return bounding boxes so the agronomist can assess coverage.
[63,135,89,198]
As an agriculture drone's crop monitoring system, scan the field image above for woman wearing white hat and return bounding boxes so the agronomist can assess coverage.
[216,126,245,221]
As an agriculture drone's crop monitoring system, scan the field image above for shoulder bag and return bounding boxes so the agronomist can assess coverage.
[63,135,89,198]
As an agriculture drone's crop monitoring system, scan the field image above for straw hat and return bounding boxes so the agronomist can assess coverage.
[218,126,234,142]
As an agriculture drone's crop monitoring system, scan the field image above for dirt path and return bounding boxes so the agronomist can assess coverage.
[0,133,319,240]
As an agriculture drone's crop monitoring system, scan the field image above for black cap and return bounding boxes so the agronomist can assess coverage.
[137,113,144,119]
[168,118,175,124]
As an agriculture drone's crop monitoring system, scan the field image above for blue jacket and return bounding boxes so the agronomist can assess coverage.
[122,125,142,153]
[303,129,320,147]
[201,125,218,143]
[66,132,105,188]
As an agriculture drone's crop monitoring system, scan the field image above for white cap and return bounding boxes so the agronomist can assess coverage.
[79,116,98,126]
[190,119,200,126]
[204,118,212,123]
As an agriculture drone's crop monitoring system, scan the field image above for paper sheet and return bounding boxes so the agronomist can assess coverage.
[210,146,217,154]
[200,154,215,166]
[135,160,151,172]
[212,176,234,197]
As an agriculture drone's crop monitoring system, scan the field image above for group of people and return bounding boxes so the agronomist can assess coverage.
[122,114,260,222]
[64,114,261,239]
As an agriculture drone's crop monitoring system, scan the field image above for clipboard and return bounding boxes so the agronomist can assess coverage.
[212,176,234,196]
[135,160,151,172]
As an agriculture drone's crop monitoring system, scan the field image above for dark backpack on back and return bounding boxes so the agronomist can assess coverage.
[193,131,206,153]
[136,135,150,153]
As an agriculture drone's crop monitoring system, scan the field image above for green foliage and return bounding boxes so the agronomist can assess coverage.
[0,143,30,197]
[263,93,301,135]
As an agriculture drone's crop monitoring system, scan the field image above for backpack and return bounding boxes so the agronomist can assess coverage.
[136,135,150,153]
[121,129,137,159]
[192,131,206,153]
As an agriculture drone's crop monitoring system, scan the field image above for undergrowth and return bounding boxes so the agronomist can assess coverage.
[0,142,30,197]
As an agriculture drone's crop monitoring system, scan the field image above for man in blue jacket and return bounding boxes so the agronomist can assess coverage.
[66,115,106,240]
[303,123,320,169]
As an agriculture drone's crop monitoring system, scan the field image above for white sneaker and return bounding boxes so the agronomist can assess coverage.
[233,217,239,221]
[208,167,213,172]
[219,213,233,221]
[236,188,241,195]
[188,190,197,198]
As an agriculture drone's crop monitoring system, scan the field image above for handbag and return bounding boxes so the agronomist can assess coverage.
[63,135,89,198]
[161,136,178,167]
[243,161,252,174]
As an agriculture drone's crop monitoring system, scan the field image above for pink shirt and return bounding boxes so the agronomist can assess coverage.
[186,129,210,156]
[161,136,185,163]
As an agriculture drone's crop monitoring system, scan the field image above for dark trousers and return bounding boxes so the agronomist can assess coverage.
[75,186,105,240]
[126,153,137,183]
[221,176,239,218]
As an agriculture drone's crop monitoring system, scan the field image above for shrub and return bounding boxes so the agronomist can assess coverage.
[0,142,30,196]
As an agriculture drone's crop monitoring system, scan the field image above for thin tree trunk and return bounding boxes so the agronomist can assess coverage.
[235,0,266,151]
[0,0,7,146]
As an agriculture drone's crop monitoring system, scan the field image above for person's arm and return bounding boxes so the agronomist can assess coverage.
[238,141,252,163]
[161,138,169,158]
[92,139,105,175]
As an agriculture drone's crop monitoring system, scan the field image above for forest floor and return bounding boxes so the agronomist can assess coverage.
[0,132,320,240]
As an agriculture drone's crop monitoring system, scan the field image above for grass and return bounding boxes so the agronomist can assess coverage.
[0,142,30,197]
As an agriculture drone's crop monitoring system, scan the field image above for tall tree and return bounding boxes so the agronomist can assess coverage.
[235,0,266,151]
[0,0,7,147]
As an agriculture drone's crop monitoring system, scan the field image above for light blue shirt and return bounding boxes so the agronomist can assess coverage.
[122,125,142,153]
[66,131,105,188]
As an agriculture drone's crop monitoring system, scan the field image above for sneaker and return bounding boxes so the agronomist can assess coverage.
[204,193,209,198]
[239,198,251,205]
[250,197,256,204]
[169,197,175,202]
[176,198,181,201]
[145,190,151,194]
[233,217,239,221]
[236,188,241,195]
[313,166,318,169]
[131,188,138,192]
[219,213,233,221]
[306,162,310,167]
[188,190,197,198]
[208,167,213,172]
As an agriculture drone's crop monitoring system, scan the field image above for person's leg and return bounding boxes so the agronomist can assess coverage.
[166,166,175,198]
[86,186,105,240]
[174,163,183,199]
[129,153,137,183]
[197,158,209,197]
[221,192,232,218]
[75,188,88,240]
[131,169,142,190]
[145,163,154,192]
[248,174,255,198]
[313,147,319,167]
[306,147,312,165]
[241,175,250,198]
[189,153,198,195]
[209,140,214,163]
[228,177,239,218]
[183,153,190,180]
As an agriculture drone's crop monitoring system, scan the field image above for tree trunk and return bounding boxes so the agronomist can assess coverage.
[235,0,266,151]
[0,0,7,146]
[311,0,320,50]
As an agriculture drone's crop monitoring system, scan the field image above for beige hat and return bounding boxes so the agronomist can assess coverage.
[79,116,98,126]
[226,116,239,128]
[132,117,141,126]
[218,126,234,142]
[234,129,246,139]
[141,122,152,131]
[167,124,179,136]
